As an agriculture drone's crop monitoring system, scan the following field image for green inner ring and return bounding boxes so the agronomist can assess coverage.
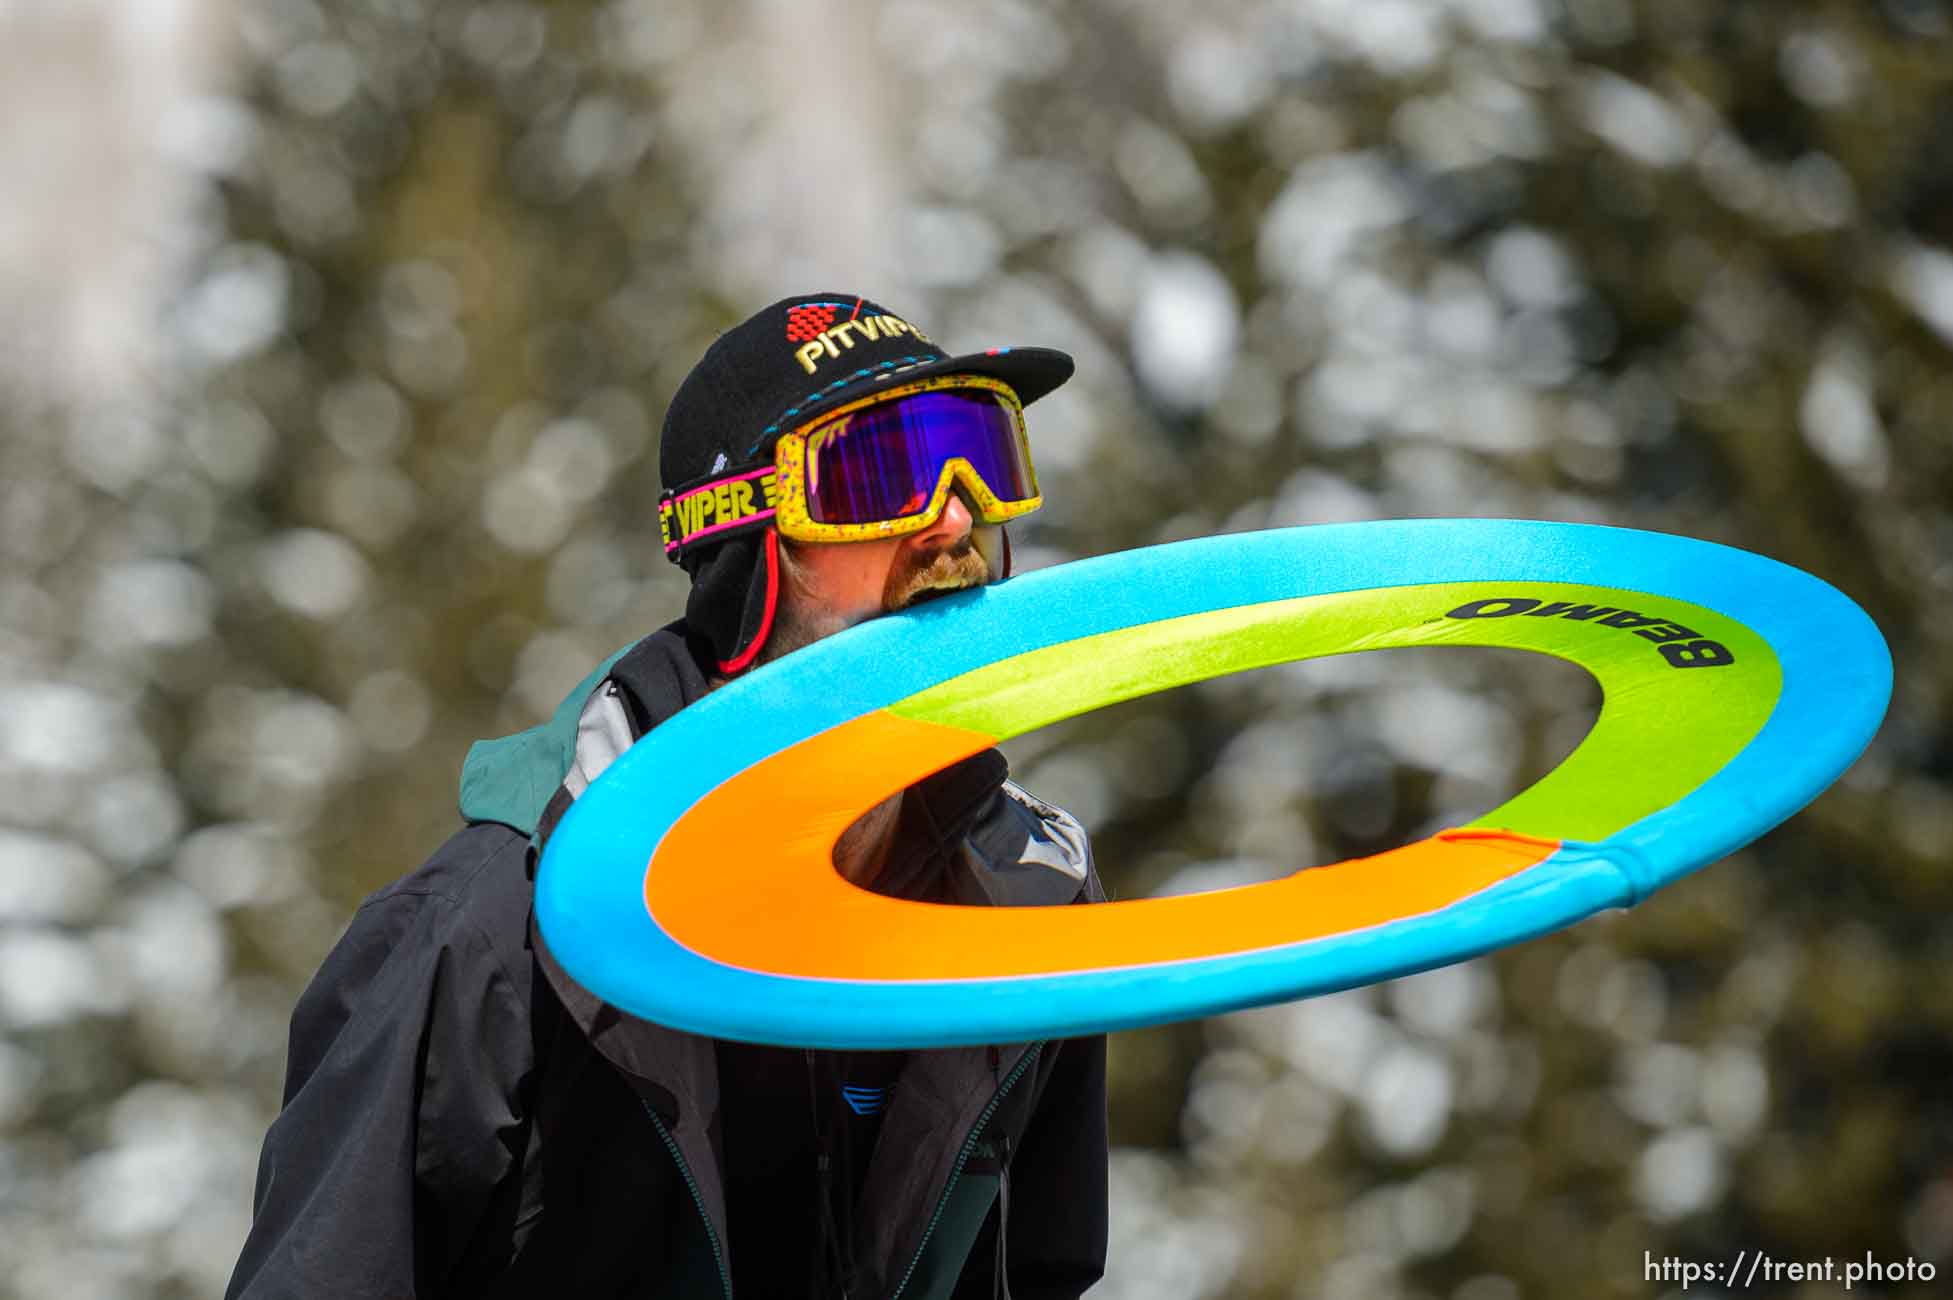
[890,581,1782,844]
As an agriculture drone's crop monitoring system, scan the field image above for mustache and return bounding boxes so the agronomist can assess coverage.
[884,544,992,611]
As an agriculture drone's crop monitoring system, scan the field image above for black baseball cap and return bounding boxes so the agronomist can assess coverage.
[660,293,1074,674]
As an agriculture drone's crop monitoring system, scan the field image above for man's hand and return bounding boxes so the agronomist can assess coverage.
[833,791,904,887]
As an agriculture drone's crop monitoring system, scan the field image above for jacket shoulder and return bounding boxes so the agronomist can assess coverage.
[360,821,535,960]
[277,822,537,1104]
[367,816,527,900]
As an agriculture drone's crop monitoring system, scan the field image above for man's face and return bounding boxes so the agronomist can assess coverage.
[764,488,1001,662]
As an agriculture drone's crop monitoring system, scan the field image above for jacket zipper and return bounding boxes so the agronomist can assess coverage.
[641,1098,733,1300]
[887,1042,1044,1300]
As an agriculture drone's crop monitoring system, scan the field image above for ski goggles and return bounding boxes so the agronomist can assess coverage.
[659,375,1042,562]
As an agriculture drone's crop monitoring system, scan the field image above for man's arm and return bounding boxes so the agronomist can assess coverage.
[935,772,1104,908]
[227,835,534,1300]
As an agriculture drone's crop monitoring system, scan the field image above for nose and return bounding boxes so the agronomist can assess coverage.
[910,485,976,550]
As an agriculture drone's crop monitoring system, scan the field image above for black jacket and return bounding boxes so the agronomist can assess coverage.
[228,625,1109,1299]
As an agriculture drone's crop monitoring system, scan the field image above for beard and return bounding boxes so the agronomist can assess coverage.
[754,540,994,670]
[881,541,993,612]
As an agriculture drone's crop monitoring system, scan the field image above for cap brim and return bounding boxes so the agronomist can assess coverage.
[927,346,1075,408]
[772,346,1075,439]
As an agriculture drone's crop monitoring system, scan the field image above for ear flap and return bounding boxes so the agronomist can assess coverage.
[682,528,780,676]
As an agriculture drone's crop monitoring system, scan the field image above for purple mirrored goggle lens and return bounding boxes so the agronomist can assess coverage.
[805,389,1035,526]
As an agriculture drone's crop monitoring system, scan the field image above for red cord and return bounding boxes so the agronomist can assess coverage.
[716,529,780,675]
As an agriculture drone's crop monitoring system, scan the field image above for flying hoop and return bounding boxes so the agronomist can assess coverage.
[536,520,1890,1048]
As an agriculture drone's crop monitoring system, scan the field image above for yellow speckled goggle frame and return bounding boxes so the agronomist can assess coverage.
[773,374,1042,544]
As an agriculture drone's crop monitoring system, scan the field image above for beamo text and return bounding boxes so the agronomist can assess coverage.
[1646,1250,1936,1290]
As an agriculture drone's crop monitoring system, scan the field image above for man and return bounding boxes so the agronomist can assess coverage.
[227,294,1109,1300]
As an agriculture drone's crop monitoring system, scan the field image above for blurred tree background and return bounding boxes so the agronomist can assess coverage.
[1,0,1949,1296]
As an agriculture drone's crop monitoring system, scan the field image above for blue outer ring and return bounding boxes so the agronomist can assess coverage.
[536,520,1892,1048]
